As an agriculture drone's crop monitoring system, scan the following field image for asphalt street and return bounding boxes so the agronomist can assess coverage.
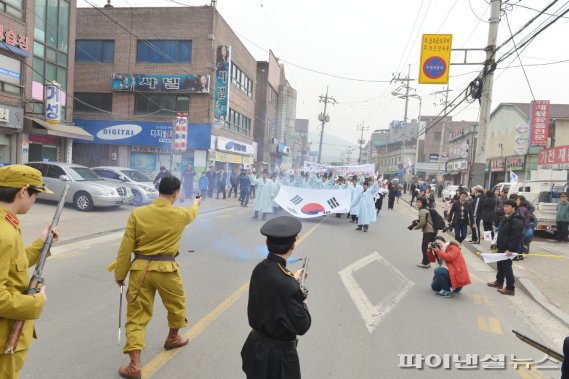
[19,202,568,379]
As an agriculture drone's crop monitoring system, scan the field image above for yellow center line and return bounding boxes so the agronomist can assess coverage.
[141,216,327,378]
[488,317,503,335]
[477,315,489,333]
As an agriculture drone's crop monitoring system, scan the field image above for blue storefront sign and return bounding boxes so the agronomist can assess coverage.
[214,46,231,117]
[73,120,211,149]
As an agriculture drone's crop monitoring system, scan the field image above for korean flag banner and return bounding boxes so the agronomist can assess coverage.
[274,186,352,218]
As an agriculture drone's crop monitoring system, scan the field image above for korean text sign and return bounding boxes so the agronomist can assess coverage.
[538,145,569,169]
[214,46,231,117]
[419,34,453,84]
[45,84,60,124]
[111,73,210,94]
[530,100,549,147]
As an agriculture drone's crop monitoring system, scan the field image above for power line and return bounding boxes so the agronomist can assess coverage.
[468,0,491,23]
[504,12,536,100]
[512,1,569,19]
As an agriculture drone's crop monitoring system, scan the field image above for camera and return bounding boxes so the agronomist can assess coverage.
[442,224,454,233]
[430,242,439,249]
[407,219,419,230]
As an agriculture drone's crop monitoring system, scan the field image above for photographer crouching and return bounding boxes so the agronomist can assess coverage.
[428,236,472,298]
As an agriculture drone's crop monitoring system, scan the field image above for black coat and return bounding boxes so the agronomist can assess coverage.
[481,197,497,222]
[496,212,524,252]
[241,253,311,379]
[447,200,474,225]
[472,195,485,219]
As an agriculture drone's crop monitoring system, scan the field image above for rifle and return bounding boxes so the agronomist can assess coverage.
[512,330,564,362]
[299,255,309,299]
[4,184,69,354]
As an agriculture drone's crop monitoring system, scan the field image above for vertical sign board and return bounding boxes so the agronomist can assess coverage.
[45,83,61,124]
[174,113,188,152]
[530,100,550,147]
[214,46,231,118]
[418,34,453,84]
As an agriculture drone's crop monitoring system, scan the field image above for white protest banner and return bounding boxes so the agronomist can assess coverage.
[303,162,376,175]
[480,252,519,264]
[274,186,352,218]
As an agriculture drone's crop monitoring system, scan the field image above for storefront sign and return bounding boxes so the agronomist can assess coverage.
[111,73,210,93]
[0,54,21,85]
[214,46,231,117]
[74,119,211,149]
[490,157,524,172]
[45,84,61,124]
[208,150,254,164]
[216,135,254,155]
[490,159,505,172]
[0,104,23,129]
[0,25,29,57]
[530,100,549,147]
[538,145,569,169]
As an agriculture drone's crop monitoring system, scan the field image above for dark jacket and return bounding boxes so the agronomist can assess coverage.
[239,175,251,191]
[241,253,311,379]
[448,200,474,225]
[206,169,217,187]
[496,212,524,252]
[230,173,239,186]
[217,172,227,189]
[481,197,497,222]
[472,194,485,219]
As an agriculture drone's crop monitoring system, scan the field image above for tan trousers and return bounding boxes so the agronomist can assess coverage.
[124,270,187,352]
[0,350,28,379]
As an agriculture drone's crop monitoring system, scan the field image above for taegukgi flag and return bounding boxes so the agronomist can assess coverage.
[274,186,352,219]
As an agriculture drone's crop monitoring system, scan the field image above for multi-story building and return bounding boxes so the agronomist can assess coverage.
[72,5,257,177]
[444,121,478,186]
[1,0,90,165]
[254,50,297,171]
[484,103,569,186]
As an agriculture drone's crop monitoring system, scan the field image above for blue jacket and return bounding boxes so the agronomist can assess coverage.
[240,175,251,191]
[198,176,208,190]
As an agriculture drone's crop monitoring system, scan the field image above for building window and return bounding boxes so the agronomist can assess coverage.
[136,40,191,64]
[0,54,22,95]
[75,40,114,63]
[223,108,251,136]
[74,93,112,113]
[134,94,189,116]
[33,0,69,106]
[1,0,24,19]
[230,64,252,97]
[268,86,277,104]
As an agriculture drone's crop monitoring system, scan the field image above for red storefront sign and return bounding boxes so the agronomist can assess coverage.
[538,145,569,169]
[530,100,549,147]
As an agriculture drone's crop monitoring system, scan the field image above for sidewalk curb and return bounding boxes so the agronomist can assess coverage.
[401,194,569,328]
[54,203,241,247]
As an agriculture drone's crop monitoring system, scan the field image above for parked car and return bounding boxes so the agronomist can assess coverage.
[442,185,459,200]
[91,166,158,205]
[26,162,133,211]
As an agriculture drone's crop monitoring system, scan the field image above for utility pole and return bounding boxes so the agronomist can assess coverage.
[472,0,501,187]
[357,121,369,164]
[317,86,336,164]
[392,65,414,180]
[435,86,450,181]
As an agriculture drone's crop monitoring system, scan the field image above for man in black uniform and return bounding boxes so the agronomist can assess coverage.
[241,216,311,379]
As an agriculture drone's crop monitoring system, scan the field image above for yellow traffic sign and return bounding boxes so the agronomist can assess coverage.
[419,34,453,84]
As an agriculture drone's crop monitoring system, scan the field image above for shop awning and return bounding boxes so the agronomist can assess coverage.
[27,117,94,141]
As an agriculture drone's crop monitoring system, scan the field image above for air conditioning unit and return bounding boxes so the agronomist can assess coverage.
[271,137,278,144]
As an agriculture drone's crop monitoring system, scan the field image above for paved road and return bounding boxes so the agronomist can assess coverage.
[20,203,568,378]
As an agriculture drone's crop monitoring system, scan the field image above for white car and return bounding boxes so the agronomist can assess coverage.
[91,166,159,205]
[442,185,459,200]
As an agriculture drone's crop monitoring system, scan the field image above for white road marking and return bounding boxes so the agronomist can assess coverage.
[339,252,415,333]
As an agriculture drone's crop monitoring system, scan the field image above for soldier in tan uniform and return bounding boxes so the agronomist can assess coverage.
[0,165,58,379]
[113,175,201,379]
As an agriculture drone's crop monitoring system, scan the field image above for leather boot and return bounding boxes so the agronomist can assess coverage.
[164,328,189,350]
[487,281,503,288]
[119,350,141,379]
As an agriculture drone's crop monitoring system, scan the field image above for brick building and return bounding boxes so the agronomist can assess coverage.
[72,5,257,178]
[1,0,89,165]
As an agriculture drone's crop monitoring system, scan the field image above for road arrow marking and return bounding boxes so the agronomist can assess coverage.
[339,252,415,333]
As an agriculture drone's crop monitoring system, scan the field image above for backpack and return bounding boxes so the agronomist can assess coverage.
[428,208,446,231]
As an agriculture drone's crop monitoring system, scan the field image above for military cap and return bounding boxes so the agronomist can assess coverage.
[0,164,53,194]
[260,216,302,244]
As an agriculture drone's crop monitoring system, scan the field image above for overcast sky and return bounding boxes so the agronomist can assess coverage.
[78,0,569,147]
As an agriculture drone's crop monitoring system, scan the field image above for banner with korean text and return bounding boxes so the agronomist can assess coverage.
[530,100,550,147]
[274,186,352,218]
[214,46,231,117]
[538,145,569,169]
[111,73,210,93]
[303,162,375,175]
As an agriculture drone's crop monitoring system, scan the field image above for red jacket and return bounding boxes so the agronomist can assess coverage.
[436,241,471,289]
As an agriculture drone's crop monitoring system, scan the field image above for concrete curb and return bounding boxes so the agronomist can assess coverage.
[401,195,569,328]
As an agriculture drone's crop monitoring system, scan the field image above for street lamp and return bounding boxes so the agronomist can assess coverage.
[392,92,422,177]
